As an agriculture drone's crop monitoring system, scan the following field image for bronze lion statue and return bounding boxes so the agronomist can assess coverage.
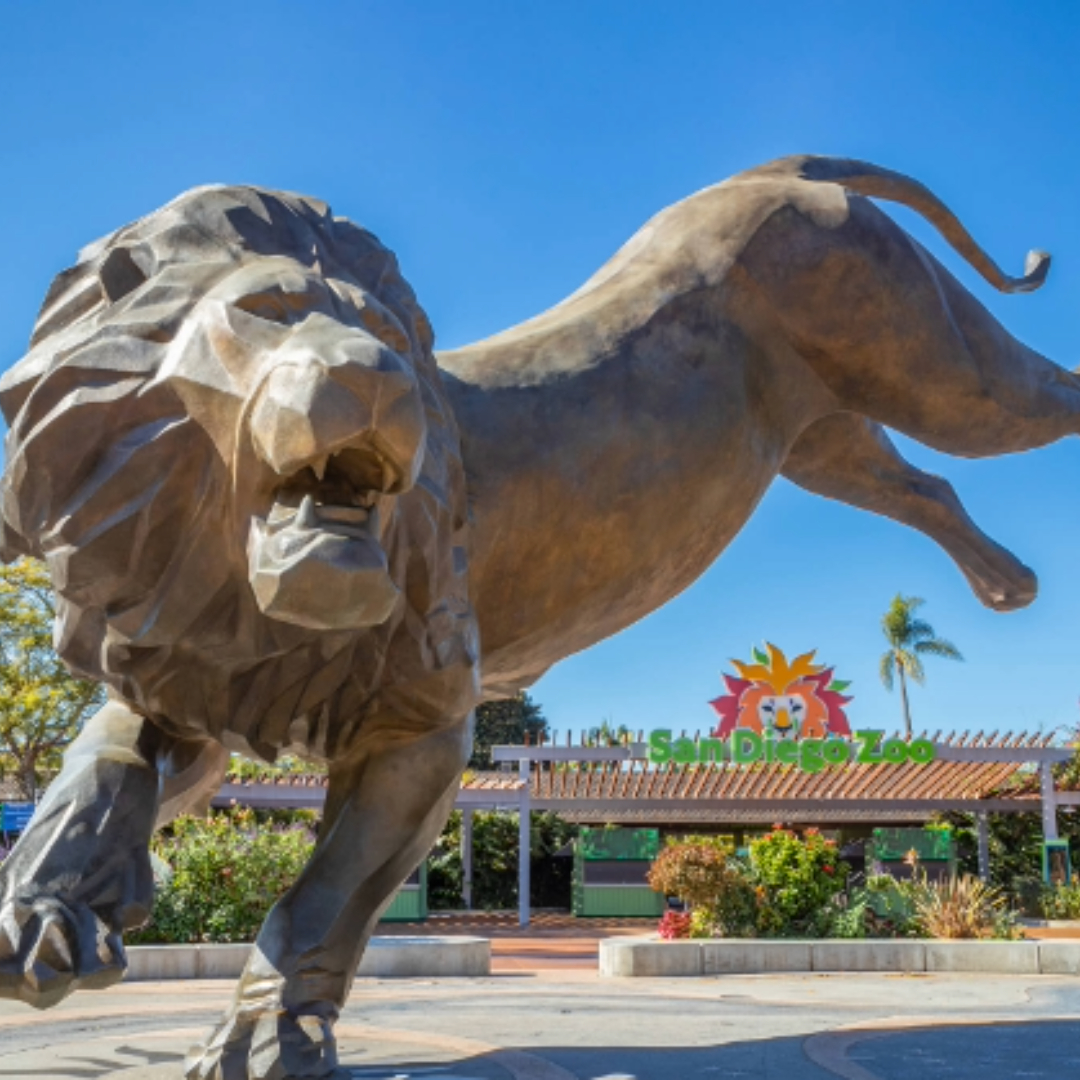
[0,156,1074,1078]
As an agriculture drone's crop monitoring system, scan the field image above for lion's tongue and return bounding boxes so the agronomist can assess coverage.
[293,494,373,533]
[315,504,370,528]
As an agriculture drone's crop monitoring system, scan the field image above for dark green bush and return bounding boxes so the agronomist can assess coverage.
[1042,882,1080,920]
[130,803,578,943]
[130,807,315,944]
[429,810,578,910]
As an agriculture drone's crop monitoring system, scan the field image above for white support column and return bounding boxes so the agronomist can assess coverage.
[461,807,474,911]
[1041,761,1060,842]
[518,759,531,928]
[976,811,991,882]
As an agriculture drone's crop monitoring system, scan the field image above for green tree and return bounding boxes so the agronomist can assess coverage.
[469,692,549,770]
[879,594,962,738]
[0,559,103,800]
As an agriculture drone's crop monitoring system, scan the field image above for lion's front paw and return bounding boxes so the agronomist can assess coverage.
[186,1008,349,1080]
[0,892,126,1008]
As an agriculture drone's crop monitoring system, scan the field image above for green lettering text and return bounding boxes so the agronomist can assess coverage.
[732,730,763,764]
[648,729,672,765]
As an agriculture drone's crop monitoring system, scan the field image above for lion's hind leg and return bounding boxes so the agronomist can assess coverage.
[741,186,1080,457]
[782,412,1037,612]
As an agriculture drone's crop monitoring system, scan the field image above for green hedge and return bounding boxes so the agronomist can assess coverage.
[429,810,578,910]
[130,808,316,944]
[129,805,579,943]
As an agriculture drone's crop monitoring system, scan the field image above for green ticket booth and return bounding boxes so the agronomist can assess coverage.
[380,862,428,922]
[572,827,665,917]
[869,826,956,882]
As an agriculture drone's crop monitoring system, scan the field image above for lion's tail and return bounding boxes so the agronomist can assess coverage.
[784,155,1050,295]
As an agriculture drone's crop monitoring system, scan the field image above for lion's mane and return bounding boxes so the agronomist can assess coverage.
[0,187,478,760]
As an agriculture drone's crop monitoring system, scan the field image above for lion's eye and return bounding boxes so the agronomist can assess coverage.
[234,294,292,325]
[233,281,326,326]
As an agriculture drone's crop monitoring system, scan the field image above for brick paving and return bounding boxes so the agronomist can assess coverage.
[377,911,1080,972]
[378,911,657,970]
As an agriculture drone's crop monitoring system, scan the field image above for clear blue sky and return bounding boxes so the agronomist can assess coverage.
[1,2,1078,741]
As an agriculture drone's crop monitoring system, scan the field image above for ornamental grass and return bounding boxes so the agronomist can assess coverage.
[909,873,1014,940]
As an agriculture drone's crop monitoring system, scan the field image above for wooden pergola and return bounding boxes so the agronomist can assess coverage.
[214,731,1078,927]
[486,731,1078,925]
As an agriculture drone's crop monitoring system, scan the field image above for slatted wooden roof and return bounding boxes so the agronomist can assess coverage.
[532,736,1051,804]
[486,731,1075,823]
[211,732,1075,821]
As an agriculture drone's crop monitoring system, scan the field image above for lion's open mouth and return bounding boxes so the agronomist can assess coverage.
[267,447,389,542]
[247,446,401,631]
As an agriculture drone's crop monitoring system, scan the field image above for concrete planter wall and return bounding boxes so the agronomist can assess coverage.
[600,936,1080,977]
[126,935,490,981]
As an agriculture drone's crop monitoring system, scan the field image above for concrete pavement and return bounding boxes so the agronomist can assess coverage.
[0,969,1077,1078]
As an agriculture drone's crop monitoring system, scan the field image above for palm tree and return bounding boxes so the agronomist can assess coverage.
[879,594,963,738]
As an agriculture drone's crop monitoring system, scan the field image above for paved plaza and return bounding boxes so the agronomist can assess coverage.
[0,967,1077,1079]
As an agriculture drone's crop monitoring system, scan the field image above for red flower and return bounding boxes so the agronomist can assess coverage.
[822,865,834,875]
[658,910,692,940]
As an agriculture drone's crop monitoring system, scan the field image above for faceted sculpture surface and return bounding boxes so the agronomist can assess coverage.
[1,156,1076,1078]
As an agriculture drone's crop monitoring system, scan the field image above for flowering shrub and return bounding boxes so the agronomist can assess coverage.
[129,807,316,944]
[749,828,849,937]
[647,836,735,910]
[658,910,692,939]
[649,831,1026,942]
[648,836,759,936]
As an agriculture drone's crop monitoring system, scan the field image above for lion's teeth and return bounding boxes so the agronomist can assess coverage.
[312,456,329,482]
[297,495,316,528]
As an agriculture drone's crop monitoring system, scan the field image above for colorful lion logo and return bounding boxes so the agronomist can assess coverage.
[709,643,852,740]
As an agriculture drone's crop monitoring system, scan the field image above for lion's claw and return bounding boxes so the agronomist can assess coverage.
[0,893,126,1008]
[186,1008,348,1080]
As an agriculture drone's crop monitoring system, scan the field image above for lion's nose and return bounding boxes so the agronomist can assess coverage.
[251,343,425,490]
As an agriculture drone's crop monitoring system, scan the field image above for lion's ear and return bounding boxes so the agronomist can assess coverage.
[98,246,148,302]
[29,246,150,349]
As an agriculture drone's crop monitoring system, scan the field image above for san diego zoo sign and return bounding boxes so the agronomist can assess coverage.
[646,643,936,772]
